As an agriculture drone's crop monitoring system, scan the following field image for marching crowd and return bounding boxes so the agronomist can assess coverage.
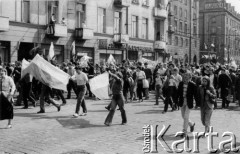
[0,50,240,137]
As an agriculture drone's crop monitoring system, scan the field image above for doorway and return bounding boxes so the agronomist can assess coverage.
[18,42,34,61]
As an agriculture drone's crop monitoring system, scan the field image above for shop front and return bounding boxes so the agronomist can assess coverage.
[0,41,10,64]
[41,44,64,63]
[127,44,154,61]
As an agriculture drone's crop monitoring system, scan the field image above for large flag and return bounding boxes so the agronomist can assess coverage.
[139,57,157,68]
[79,55,92,67]
[107,54,116,65]
[72,41,76,55]
[89,72,109,100]
[21,59,30,78]
[48,42,55,61]
[22,54,70,91]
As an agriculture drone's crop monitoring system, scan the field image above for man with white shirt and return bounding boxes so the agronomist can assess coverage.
[72,65,88,117]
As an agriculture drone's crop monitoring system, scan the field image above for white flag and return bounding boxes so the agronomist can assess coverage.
[72,41,75,55]
[21,59,30,78]
[48,42,54,61]
[107,54,116,65]
[89,72,110,100]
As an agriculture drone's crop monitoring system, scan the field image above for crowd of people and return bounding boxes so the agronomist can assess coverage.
[0,50,240,137]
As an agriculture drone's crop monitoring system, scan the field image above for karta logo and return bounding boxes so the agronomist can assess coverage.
[142,125,239,153]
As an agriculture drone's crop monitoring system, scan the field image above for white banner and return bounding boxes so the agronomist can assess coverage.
[89,72,109,100]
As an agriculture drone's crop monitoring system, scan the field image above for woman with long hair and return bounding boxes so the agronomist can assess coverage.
[198,76,216,133]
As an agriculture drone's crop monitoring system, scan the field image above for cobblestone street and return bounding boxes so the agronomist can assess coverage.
[0,93,240,154]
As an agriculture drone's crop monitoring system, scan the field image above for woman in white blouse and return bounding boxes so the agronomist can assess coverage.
[135,66,146,102]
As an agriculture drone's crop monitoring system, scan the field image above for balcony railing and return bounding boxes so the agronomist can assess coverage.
[153,7,167,19]
[114,0,130,7]
[0,16,9,31]
[75,27,94,40]
[113,33,129,44]
[46,24,68,37]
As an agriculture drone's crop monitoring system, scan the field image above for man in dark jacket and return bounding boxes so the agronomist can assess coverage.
[218,67,232,108]
[177,70,198,137]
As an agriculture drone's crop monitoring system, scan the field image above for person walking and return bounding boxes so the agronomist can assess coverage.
[0,67,16,129]
[154,72,165,105]
[177,71,198,138]
[104,71,127,126]
[198,76,216,133]
[136,66,146,102]
[143,62,152,100]
[72,65,88,117]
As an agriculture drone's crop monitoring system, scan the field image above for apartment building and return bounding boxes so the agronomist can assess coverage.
[199,0,240,64]
[167,0,200,65]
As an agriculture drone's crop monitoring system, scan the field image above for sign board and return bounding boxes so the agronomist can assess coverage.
[205,2,225,10]
[154,41,166,49]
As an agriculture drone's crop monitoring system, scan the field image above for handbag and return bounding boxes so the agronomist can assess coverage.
[143,79,149,88]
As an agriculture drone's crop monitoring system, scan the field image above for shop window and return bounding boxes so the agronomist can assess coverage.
[77,3,86,28]
[98,8,106,33]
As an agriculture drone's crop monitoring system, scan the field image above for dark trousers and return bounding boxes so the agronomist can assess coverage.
[155,85,165,105]
[137,80,144,100]
[104,94,127,125]
[221,88,229,108]
[67,79,78,99]
[164,86,176,112]
[54,89,66,104]
[75,85,87,114]
[40,85,59,112]
[86,83,92,97]
[49,23,55,34]
[22,82,36,108]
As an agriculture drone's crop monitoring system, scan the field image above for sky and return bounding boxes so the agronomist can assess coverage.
[226,0,240,13]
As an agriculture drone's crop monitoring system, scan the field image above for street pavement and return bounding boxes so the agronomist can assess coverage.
[0,92,240,154]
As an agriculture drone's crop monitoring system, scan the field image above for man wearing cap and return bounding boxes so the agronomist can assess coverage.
[0,66,16,128]
[104,70,127,126]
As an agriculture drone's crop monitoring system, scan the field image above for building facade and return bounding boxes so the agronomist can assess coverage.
[0,0,199,65]
[199,0,240,64]
[166,0,200,65]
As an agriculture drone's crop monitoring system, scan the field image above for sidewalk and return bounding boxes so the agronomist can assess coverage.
[0,94,239,154]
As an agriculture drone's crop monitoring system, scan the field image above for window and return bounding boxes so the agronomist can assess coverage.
[142,18,148,39]
[184,0,187,5]
[193,0,197,9]
[184,23,187,33]
[193,25,197,35]
[184,10,187,19]
[212,17,216,23]
[180,38,183,47]
[48,1,58,24]
[175,36,178,46]
[114,12,121,33]
[132,15,138,38]
[98,8,106,33]
[168,35,172,45]
[185,39,188,46]
[142,0,149,6]
[211,27,217,33]
[174,6,178,15]
[193,13,197,20]
[174,20,178,31]
[22,0,30,23]
[180,22,183,31]
[156,0,165,8]
[179,8,183,17]
[76,3,86,28]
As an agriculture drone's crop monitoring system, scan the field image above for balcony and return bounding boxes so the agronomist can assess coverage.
[46,24,68,37]
[168,25,175,34]
[0,16,9,31]
[154,40,166,50]
[113,34,129,44]
[114,0,130,7]
[153,7,167,19]
[75,27,94,40]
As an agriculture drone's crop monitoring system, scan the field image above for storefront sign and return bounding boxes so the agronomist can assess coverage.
[205,3,225,10]
[98,39,153,52]
[154,41,166,49]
